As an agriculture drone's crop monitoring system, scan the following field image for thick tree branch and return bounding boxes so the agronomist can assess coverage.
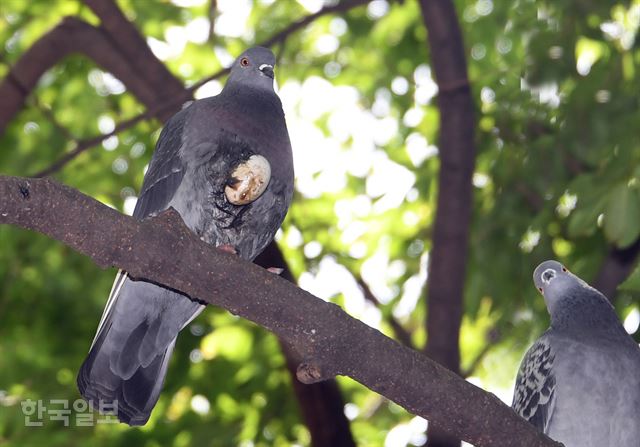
[0,17,178,134]
[0,175,560,447]
[419,0,475,375]
[418,1,477,445]
[83,0,188,121]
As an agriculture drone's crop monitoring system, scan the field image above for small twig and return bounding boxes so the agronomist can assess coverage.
[29,96,77,141]
[261,0,369,47]
[208,0,217,45]
[357,277,415,349]
[32,69,228,178]
[33,110,150,178]
[461,328,501,378]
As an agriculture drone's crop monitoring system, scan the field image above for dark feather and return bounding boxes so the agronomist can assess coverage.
[512,336,556,433]
[78,277,202,425]
[133,107,189,219]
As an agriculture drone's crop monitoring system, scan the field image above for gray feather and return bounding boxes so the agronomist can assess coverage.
[133,107,188,220]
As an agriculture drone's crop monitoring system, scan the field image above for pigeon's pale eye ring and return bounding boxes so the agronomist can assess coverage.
[541,268,556,284]
[562,266,567,272]
[538,287,543,293]
[240,57,250,67]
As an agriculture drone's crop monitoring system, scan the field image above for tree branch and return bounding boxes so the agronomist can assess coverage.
[208,0,217,45]
[0,16,178,134]
[461,328,501,379]
[261,0,369,47]
[357,277,415,349]
[0,175,560,447]
[83,0,188,122]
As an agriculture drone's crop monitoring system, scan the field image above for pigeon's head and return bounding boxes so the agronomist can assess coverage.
[227,46,277,91]
[533,260,590,310]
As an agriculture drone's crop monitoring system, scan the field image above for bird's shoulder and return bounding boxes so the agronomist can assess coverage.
[513,333,556,432]
[133,105,192,219]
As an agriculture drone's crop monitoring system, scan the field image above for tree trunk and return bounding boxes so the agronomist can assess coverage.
[418,1,477,445]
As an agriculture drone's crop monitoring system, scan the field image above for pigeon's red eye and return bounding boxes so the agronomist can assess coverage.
[538,287,543,293]
[240,57,250,67]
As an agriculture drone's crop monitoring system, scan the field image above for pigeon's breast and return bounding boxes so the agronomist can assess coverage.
[548,335,640,446]
[172,130,291,261]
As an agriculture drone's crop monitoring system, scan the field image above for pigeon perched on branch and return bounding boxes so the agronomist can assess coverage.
[77,47,294,425]
[512,260,640,446]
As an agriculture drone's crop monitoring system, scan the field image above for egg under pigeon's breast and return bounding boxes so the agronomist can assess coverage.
[169,131,288,261]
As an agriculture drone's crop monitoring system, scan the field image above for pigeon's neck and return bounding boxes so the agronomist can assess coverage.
[550,286,627,339]
[220,83,284,118]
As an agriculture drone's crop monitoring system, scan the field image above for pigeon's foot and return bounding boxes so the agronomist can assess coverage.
[218,244,238,255]
[266,267,284,275]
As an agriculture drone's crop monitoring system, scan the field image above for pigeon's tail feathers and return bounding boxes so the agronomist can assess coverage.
[78,276,204,426]
[77,335,175,426]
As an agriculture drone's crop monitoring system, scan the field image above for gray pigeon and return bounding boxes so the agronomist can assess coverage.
[77,47,294,426]
[512,260,640,446]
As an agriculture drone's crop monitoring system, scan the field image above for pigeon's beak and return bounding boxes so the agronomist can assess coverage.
[259,64,274,79]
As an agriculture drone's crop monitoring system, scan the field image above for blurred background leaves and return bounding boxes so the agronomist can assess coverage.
[1,0,640,446]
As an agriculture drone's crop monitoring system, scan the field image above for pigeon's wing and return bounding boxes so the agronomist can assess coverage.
[512,335,556,433]
[78,104,206,426]
[133,105,190,219]
[90,106,193,349]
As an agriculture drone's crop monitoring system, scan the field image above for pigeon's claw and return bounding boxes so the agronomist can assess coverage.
[218,244,238,255]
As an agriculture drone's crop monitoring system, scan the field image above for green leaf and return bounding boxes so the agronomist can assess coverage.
[567,194,607,238]
[603,183,640,248]
[619,264,640,292]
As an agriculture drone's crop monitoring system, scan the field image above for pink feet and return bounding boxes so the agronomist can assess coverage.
[218,244,237,255]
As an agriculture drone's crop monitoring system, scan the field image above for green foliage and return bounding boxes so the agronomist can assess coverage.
[2,0,640,445]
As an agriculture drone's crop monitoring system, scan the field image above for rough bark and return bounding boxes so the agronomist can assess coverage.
[418,1,477,445]
[0,175,561,447]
